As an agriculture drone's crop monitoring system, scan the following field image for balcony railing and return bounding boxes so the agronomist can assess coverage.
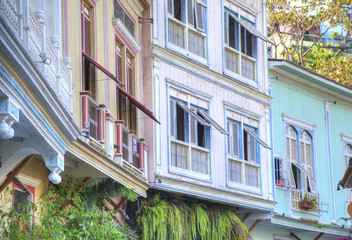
[171,139,210,176]
[225,46,257,81]
[0,2,72,112]
[291,188,320,214]
[115,121,147,174]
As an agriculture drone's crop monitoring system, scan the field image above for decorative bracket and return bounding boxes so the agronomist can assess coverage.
[44,152,64,184]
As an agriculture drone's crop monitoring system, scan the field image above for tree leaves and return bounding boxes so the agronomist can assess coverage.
[268,0,352,86]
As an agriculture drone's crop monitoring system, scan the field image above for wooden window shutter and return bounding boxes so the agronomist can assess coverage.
[249,134,256,162]
[289,163,296,188]
[116,54,122,82]
[224,12,228,45]
[190,107,197,145]
[187,0,194,25]
[127,66,133,94]
[170,100,175,137]
[168,0,173,14]
[84,17,91,56]
[307,166,317,193]
[227,121,231,154]
[195,3,204,31]
[232,122,239,157]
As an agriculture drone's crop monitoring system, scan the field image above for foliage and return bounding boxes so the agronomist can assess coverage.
[301,194,318,206]
[0,177,139,239]
[267,0,352,87]
[138,193,249,240]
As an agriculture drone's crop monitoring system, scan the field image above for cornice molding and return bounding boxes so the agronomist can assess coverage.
[152,45,272,107]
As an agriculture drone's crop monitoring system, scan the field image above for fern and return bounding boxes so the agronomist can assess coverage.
[138,193,250,240]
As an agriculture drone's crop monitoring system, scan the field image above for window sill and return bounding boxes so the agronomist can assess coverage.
[227,181,261,194]
[167,42,208,65]
[223,68,258,88]
[169,166,211,182]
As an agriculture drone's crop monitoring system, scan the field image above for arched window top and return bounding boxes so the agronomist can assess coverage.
[286,125,297,139]
[299,130,312,144]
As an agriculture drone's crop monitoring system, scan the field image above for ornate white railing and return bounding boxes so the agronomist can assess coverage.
[291,188,320,214]
[0,2,72,112]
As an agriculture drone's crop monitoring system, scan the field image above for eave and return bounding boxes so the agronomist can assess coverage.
[67,139,150,198]
[268,59,352,103]
[153,175,276,212]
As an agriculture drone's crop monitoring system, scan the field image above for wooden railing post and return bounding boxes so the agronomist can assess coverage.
[115,120,125,158]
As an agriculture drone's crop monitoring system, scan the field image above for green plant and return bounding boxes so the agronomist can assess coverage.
[0,177,139,239]
[301,195,318,205]
[138,193,249,240]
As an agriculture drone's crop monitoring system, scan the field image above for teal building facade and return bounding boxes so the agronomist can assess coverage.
[258,59,352,240]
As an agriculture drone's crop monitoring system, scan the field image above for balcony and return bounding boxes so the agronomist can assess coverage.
[291,188,319,214]
[116,121,147,175]
[0,1,72,111]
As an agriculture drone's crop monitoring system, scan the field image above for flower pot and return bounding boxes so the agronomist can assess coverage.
[299,201,313,210]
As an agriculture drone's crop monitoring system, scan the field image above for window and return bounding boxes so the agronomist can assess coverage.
[227,118,269,189]
[167,0,207,60]
[115,40,137,132]
[224,11,257,81]
[12,182,35,228]
[345,144,352,202]
[114,0,135,37]
[82,2,96,99]
[170,100,210,176]
[224,9,272,82]
[274,157,287,186]
[286,126,316,193]
[81,2,94,56]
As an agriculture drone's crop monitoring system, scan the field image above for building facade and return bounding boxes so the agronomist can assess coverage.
[0,0,79,206]
[0,0,157,221]
[149,0,276,235]
[267,59,352,239]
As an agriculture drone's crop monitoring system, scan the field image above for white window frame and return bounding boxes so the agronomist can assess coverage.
[227,114,266,191]
[169,98,211,180]
[167,0,207,62]
[224,10,258,82]
[285,124,317,194]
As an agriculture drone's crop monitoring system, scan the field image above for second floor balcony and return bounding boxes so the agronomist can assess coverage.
[0,0,72,112]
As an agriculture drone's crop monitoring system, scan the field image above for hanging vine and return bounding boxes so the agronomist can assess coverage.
[138,193,250,240]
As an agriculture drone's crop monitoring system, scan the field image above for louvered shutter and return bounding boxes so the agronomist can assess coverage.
[300,141,305,165]
[301,171,307,191]
[249,134,256,162]
[170,101,175,137]
[232,123,239,157]
[307,166,317,193]
[190,116,197,144]
[84,17,91,56]
[168,0,173,14]
[227,121,231,154]
[224,12,228,45]
[127,67,133,94]
[289,163,296,188]
[116,54,122,82]
[187,0,194,25]
[291,138,297,162]
[195,3,204,31]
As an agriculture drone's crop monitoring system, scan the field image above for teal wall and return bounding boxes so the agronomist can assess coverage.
[271,74,352,227]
